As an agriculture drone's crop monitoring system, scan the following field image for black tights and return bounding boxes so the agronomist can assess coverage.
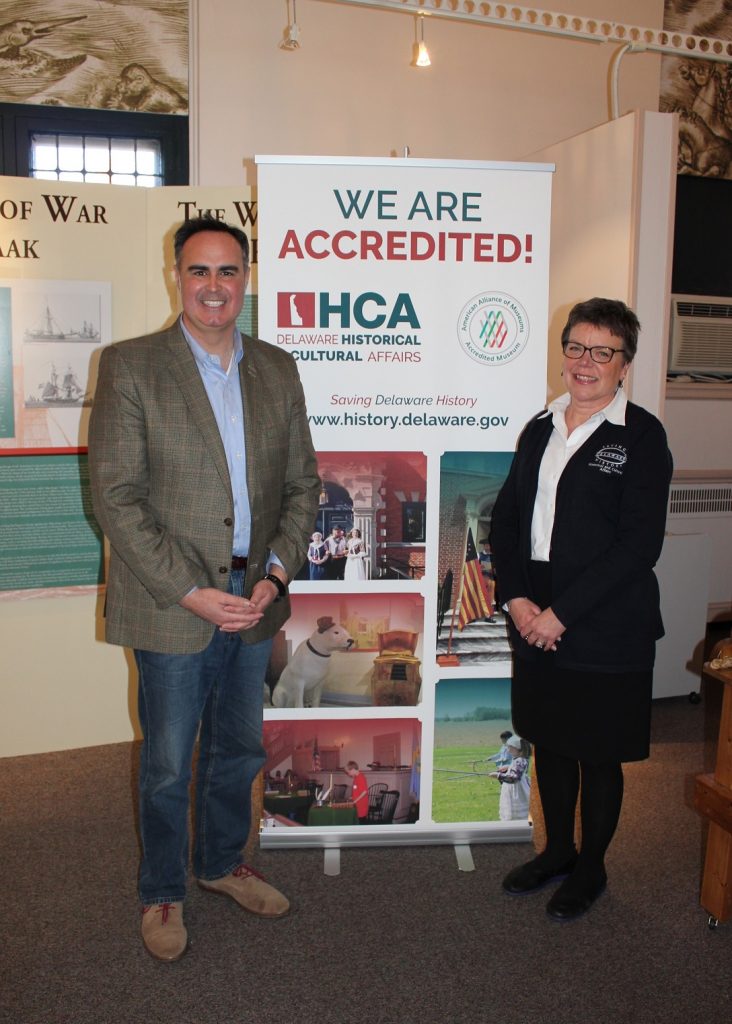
[534,745,624,879]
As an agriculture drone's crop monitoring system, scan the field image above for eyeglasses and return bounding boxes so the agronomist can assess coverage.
[562,340,625,364]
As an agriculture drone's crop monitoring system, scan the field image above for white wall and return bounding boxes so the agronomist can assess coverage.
[193,0,664,183]
[529,115,641,402]
[0,593,139,756]
[528,110,677,418]
[664,397,732,471]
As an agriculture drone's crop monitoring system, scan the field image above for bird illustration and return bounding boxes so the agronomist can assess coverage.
[110,63,187,113]
[0,14,87,55]
[0,15,87,84]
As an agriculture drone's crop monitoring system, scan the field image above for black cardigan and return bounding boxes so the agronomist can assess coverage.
[490,400,673,673]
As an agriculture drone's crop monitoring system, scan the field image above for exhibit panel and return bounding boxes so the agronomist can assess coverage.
[256,155,553,845]
[0,180,260,756]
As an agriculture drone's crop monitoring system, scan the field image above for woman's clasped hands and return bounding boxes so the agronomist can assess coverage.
[508,597,566,652]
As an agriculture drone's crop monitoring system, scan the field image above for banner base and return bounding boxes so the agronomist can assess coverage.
[261,822,532,850]
[454,843,476,872]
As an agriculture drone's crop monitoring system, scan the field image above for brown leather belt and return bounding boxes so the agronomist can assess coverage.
[231,556,248,571]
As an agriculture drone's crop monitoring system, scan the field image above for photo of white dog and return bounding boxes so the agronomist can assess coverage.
[270,616,354,708]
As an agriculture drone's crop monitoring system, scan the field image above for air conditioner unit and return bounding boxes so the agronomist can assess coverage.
[669,295,732,374]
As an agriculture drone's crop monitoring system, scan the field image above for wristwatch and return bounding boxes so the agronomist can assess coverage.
[262,573,287,601]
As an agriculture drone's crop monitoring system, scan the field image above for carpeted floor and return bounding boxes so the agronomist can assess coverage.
[2,686,731,1024]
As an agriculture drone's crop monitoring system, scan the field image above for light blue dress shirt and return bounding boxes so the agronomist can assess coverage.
[180,318,252,556]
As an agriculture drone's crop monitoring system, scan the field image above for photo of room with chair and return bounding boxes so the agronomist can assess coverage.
[297,451,427,583]
[264,591,425,708]
[432,677,531,824]
[436,451,515,666]
[262,717,422,828]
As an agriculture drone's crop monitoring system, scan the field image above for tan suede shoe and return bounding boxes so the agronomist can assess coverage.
[141,901,188,961]
[198,864,290,918]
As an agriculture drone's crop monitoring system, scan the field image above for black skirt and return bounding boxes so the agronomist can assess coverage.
[511,656,653,764]
[510,559,653,764]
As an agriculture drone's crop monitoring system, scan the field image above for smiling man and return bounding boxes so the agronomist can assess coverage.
[88,216,319,961]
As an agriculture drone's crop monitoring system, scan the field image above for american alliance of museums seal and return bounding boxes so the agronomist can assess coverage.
[457,291,529,366]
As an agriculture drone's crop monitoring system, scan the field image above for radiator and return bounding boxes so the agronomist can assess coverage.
[655,533,710,699]
[667,476,732,621]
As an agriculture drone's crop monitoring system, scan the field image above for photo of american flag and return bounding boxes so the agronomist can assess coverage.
[458,528,492,630]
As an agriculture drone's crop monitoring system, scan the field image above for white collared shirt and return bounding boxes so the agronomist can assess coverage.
[530,388,627,561]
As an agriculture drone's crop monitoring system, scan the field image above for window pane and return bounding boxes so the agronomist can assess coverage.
[30,130,168,187]
[58,136,84,171]
[84,137,110,172]
[31,134,59,171]
[110,139,136,174]
[136,140,161,175]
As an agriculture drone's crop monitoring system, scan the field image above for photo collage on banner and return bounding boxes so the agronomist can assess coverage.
[257,156,552,839]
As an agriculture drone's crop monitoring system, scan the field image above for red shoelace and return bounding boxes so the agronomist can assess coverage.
[142,902,178,923]
[231,864,266,882]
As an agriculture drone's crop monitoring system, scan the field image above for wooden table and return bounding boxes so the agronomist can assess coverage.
[694,663,732,926]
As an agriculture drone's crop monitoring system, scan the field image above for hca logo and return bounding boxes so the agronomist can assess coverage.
[277,292,419,329]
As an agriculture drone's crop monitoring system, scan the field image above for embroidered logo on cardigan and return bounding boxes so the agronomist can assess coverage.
[589,445,627,475]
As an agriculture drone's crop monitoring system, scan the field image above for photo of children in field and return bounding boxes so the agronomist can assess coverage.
[432,677,530,823]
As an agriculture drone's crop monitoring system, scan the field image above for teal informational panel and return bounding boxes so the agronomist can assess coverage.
[0,454,103,592]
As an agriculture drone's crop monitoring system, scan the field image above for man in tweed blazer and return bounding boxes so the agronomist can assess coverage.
[88,217,319,961]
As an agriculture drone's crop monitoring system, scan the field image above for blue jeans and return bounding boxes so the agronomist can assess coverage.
[134,572,272,905]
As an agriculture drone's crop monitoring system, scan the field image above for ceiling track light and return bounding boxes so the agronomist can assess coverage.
[412,14,431,68]
[281,0,301,51]
[321,0,732,66]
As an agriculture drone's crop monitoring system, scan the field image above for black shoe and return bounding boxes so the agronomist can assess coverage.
[546,871,607,921]
[502,853,578,895]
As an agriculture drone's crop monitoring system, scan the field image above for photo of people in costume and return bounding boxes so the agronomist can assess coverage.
[432,677,530,823]
[297,451,427,582]
[436,451,513,666]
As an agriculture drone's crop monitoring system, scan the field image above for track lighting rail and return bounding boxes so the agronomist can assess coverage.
[320,0,732,64]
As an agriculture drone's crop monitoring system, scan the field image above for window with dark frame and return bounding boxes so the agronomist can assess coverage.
[30,132,163,187]
[0,103,188,186]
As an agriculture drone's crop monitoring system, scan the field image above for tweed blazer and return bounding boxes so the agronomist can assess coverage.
[490,400,673,673]
[88,322,320,654]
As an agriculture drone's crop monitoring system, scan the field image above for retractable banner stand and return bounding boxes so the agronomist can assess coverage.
[256,156,553,850]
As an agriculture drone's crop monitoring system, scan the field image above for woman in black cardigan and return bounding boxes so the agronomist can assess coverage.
[490,297,672,921]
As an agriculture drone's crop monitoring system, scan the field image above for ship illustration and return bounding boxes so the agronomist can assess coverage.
[25,363,91,407]
[24,302,100,342]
